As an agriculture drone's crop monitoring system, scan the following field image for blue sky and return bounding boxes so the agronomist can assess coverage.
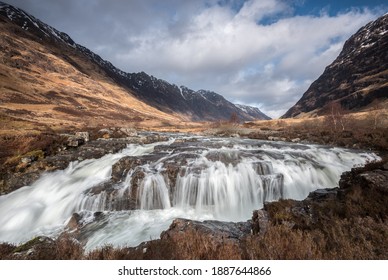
[295,0,386,15]
[4,0,388,118]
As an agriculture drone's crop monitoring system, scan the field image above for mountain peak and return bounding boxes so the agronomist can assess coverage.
[283,13,388,118]
[0,1,270,122]
[236,104,271,120]
[0,1,76,47]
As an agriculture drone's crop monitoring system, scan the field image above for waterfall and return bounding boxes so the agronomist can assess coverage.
[0,139,174,244]
[173,160,267,221]
[139,173,171,210]
[0,135,379,251]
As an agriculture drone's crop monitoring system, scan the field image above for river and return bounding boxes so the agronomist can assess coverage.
[0,134,379,251]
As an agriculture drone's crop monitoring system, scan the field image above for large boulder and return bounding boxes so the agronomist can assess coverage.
[161,218,251,245]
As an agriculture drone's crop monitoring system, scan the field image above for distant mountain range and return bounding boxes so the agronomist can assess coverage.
[1,1,385,126]
[283,13,388,118]
[118,72,270,121]
[0,1,270,127]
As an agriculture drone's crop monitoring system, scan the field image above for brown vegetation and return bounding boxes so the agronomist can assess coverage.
[0,131,67,167]
[243,109,388,151]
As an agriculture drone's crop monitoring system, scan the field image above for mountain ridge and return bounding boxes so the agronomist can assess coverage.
[282,13,388,118]
[0,1,270,122]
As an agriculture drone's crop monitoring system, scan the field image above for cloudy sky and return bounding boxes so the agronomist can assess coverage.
[5,0,388,118]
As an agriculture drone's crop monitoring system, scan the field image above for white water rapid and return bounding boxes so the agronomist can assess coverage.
[0,135,379,251]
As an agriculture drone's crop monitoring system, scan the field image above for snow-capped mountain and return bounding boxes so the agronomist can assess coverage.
[236,104,271,120]
[0,1,76,47]
[120,71,270,121]
[283,13,388,118]
[0,1,269,122]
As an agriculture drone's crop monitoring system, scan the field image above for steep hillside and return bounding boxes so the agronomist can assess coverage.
[0,2,269,126]
[283,14,388,118]
[0,2,183,133]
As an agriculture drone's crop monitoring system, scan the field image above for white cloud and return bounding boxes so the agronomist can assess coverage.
[6,0,386,118]
[110,1,381,118]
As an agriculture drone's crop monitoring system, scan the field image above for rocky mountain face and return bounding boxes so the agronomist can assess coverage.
[0,2,269,123]
[236,104,271,120]
[119,72,270,121]
[283,14,388,118]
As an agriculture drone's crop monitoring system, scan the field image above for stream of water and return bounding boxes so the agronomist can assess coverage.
[0,134,379,251]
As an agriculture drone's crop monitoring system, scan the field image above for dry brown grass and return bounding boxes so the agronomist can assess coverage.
[244,109,388,151]
[157,230,243,260]
[0,131,67,166]
[244,225,324,259]
[243,217,388,260]
[85,245,143,260]
[0,235,83,260]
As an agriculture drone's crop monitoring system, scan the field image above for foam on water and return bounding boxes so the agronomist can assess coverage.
[0,136,379,250]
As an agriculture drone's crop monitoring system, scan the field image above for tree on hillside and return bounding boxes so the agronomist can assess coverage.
[325,102,348,131]
[229,112,240,125]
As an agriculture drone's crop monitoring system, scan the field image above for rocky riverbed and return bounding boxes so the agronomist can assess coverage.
[0,132,386,259]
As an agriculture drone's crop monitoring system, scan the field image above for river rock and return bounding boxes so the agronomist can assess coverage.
[66,213,82,230]
[75,132,90,142]
[162,162,182,191]
[205,150,241,165]
[67,136,84,147]
[111,156,144,182]
[160,218,252,248]
[9,236,56,260]
[21,156,34,164]
[359,171,388,189]
[306,188,338,201]
[143,134,169,144]
[119,128,137,137]
[251,209,269,235]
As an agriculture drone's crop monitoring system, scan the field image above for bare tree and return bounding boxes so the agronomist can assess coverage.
[370,103,386,130]
[229,112,240,125]
[329,103,347,131]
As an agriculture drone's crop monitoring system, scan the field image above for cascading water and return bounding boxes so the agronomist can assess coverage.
[0,135,379,251]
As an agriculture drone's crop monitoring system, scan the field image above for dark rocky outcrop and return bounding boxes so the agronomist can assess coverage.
[159,218,251,258]
[283,14,388,118]
[161,218,252,241]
